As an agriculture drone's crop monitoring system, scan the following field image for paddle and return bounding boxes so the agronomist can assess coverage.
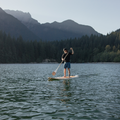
[52,51,69,76]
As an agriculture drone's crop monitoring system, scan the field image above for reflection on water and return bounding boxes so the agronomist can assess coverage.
[60,80,71,103]
[0,63,120,119]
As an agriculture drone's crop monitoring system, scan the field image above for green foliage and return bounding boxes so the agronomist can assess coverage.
[0,30,120,63]
[105,45,111,52]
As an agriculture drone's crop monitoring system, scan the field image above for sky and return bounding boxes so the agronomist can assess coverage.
[0,0,120,35]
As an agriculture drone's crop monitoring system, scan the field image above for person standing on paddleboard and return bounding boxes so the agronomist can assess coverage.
[61,48,74,77]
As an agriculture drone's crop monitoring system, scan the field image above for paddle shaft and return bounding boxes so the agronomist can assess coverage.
[53,52,69,74]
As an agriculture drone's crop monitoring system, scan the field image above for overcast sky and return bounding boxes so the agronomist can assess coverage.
[0,0,120,35]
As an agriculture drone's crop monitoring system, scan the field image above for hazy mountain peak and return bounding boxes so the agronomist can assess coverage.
[0,7,6,13]
[5,9,39,24]
[0,8,39,40]
[62,19,78,24]
[49,20,77,25]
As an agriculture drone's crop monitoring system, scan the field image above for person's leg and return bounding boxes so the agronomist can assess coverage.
[64,68,66,77]
[68,68,70,77]
[68,62,71,77]
[64,62,67,77]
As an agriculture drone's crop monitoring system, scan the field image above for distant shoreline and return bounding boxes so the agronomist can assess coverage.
[0,62,120,64]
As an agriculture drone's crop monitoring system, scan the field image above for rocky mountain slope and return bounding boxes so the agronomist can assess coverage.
[0,8,39,40]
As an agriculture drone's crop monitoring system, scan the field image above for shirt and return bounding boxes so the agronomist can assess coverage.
[62,52,72,62]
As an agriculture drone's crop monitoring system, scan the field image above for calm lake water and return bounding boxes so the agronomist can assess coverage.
[0,63,120,120]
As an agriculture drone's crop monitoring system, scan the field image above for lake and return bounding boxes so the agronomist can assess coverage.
[0,63,120,120]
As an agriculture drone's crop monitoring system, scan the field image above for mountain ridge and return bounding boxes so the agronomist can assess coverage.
[5,9,100,41]
[44,19,98,36]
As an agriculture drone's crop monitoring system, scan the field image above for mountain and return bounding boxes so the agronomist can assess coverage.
[0,8,39,40]
[5,9,39,25]
[5,9,100,41]
[44,20,98,36]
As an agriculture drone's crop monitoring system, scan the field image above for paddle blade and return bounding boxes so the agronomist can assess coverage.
[52,71,56,76]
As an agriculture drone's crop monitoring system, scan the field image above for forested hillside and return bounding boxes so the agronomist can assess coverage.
[0,30,120,63]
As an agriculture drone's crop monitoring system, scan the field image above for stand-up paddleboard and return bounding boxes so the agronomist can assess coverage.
[48,75,78,81]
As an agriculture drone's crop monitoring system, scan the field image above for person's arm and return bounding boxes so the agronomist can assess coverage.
[70,48,74,54]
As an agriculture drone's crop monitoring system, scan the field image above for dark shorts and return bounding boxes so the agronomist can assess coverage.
[64,62,71,69]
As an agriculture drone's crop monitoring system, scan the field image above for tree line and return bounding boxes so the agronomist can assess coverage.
[0,30,120,63]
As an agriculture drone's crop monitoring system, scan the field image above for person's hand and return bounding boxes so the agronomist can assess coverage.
[62,58,64,61]
[70,48,73,50]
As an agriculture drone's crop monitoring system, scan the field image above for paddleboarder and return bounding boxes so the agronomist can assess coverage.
[61,48,74,77]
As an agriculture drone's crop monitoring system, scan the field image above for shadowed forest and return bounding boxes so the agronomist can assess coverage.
[0,30,120,63]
